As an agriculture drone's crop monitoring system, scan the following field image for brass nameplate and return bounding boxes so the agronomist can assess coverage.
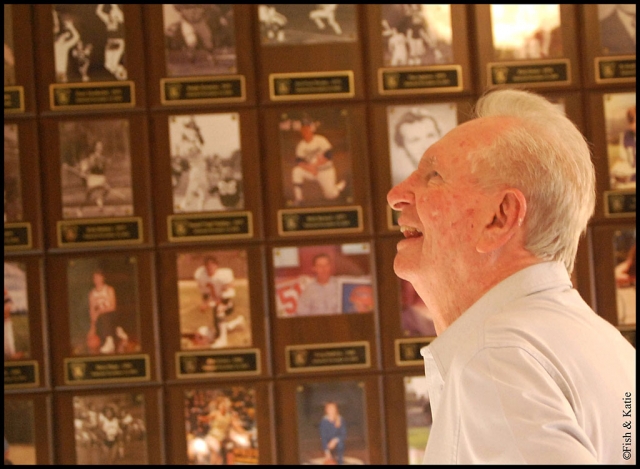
[395,338,434,366]
[269,70,355,101]
[64,354,150,385]
[4,361,39,389]
[176,349,261,379]
[595,57,636,84]
[4,86,25,113]
[286,341,370,373]
[57,217,143,247]
[168,211,253,242]
[161,75,246,105]
[604,190,636,218]
[49,81,135,110]
[4,222,32,251]
[489,59,570,86]
[278,206,362,236]
[379,65,462,94]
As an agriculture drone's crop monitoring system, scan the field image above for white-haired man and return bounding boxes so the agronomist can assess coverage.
[387,88,635,464]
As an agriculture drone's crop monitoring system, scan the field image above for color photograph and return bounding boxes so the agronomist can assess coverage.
[163,4,236,77]
[296,380,369,465]
[603,92,636,190]
[73,392,147,465]
[490,5,563,60]
[4,261,30,361]
[404,375,432,465]
[613,228,636,326]
[177,249,251,350]
[4,123,23,223]
[4,4,15,86]
[598,4,636,56]
[273,242,373,318]
[279,108,353,208]
[259,4,357,45]
[52,4,128,83]
[4,399,36,465]
[59,118,134,219]
[67,255,141,356]
[381,4,452,67]
[170,112,244,213]
[184,386,259,465]
[400,279,436,338]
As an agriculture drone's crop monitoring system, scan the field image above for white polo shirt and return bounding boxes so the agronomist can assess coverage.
[421,261,636,464]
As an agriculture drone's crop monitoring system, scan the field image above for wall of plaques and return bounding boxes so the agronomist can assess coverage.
[4,4,635,465]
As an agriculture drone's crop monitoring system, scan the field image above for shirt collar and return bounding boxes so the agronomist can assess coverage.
[421,261,572,379]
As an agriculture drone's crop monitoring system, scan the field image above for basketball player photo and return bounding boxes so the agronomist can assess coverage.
[603,92,636,191]
[67,255,141,356]
[404,375,433,464]
[163,4,237,77]
[4,399,36,465]
[176,249,252,350]
[4,261,31,361]
[273,242,374,318]
[4,4,16,86]
[4,123,23,223]
[380,4,453,67]
[490,5,563,61]
[183,386,259,465]
[295,380,370,465]
[72,392,148,465]
[169,112,244,214]
[59,118,134,219]
[279,108,354,208]
[52,4,128,84]
[613,228,636,327]
[258,4,357,45]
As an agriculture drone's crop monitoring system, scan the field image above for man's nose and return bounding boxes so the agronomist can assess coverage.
[387,175,414,211]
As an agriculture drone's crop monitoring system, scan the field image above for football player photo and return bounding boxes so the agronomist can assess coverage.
[4,399,36,465]
[380,4,453,67]
[613,228,636,327]
[4,262,31,361]
[4,123,23,223]
[163,4,236,77]
[59,118,134,220]
[490,4,563,61]
[598,4,636,56]
[4,4,16,86]
[603,92,636,190]
[169,112,244,214]
[279,108,354,208]
[404,375,433,464]
[52,4,128,84]
[177,249,252,350]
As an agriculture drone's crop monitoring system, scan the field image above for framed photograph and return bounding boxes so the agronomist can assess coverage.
[273,242,373,318]
[4,398,36,464]
[279,107,354,208]
[598,4,636,56]
[72,391,148,465]
[613,228,636,326]
[177,249,252,350]
[183,386,259,464]
[4,4,37,114]
[4,261,31,361]
[404,375,432,464]
[4,123,23,223]
[603,92,636,191]
[295,380,369,465]
[169,112,244,213]
[4,4,16,87]
[400,279,436,339]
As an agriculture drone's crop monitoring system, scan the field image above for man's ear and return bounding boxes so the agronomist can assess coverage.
[476,189,527,254]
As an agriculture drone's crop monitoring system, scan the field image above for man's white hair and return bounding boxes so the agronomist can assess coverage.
[470,89,595,273]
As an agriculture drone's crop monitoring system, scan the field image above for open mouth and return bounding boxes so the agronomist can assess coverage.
[400,226,423,238]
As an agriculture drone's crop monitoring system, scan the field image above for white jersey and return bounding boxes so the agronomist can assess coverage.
[194,266,235,299]
[295,135,332,165]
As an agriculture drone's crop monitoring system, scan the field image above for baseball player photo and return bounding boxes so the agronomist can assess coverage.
[259,4,357,45]
[279,108,353,208]
[4,262,30,361]
[59,118,134,220]
[381,4,453,67]
[177,250,251,350]
[4,4,16,87]
[404,375,433,464]
[490,5,563,61]
[4,399,36,465]
[273,242,374,318]
[52,4,128,84]
[4,123,23,224]
[163,4,236,77]
[169,112,244,214]
[603,92,636,191]
[67,255,141,356]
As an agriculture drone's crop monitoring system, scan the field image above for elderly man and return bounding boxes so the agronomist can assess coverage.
[387,89,635,464]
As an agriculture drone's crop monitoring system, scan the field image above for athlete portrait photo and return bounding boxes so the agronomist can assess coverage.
[4,4,16,86]
[603,92,636,190]
[4,399,36,465]
[404,375,433,465]
[4,123,23,224]
[4,262,30,361]
[613,228,636,327]
[279,108,353,208]
[598,4,636,56]
[169,112,244,214]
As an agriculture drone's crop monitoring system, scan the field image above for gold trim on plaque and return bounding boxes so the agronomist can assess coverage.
[160,74,247,105]
[277,205,363,236]
[394,337,434,367]
[603,189,636,218]
[594,56,636,84]
[57,216,144,248]
[487,58,571,87]
[175,348,262,379]
[63,353,150,385]
[269,70,355,101]
[4,85,25,113]
[49,80,136,111]
[285,340,371,373]
[4,222,33,251]
[377,64,463,95]
[4,360,40,389]
[167,211,253,242]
